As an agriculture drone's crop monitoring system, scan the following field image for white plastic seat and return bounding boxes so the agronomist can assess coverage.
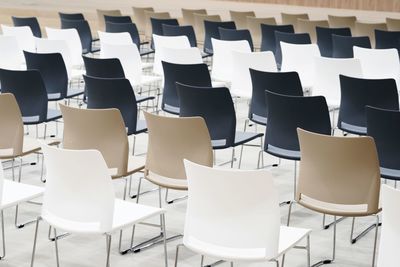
[281,42,321,89]
[211,38,251,83]
[160,47,203,65]
[175,160,311,265]
[31,144,167,266]
[1,24,36,53]
[0,35,25,70]
[231,50,277,98]
[98,31,133,46]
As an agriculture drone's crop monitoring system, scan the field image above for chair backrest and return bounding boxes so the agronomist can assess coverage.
[246,17,277,49]
[265,91,331,154]
[46,27,83,66]
[59,12,85,21]
[177,83,237,148]
[296,128,380,216]
[328,15,357,31]
[104,15,132,24]
[354,21,387,46]
[150,17,179,36]
[219,28,254,51]
[296,19,329,43]
[61,19,93,54]
[338,75,399,131]
[275,32,311,66]
[12,16,41,38]
[249,69,303,125]
[96,9,122,30]
[183,160,280,259]
[161,62,211,114]
[98,30,133,46]
[316,26,352,57]
[1,24,36,53]
[60,104,129,177]
[203,20,236,54]
[83,56,125,78]
[0,68,48,123]
[162,24,197,47]
[193,14,221,45]
[386,17,400,31]
[132,6,154,34]
[24,51,69,100]
[105,22,141,49]
[281,13,309,31]
[313,57,362,107]
[160,47,202,65]
[41,144,115,233]
[0,35,24,70]
[260,23,294,53]
[229,10,255,29]
[375,29,400,51]
[211,39,251,82]
[182,8,207,25]
[230,51,277,98]
[367,107,400,173]
[332,34,371,58]
[281,43,320,88]
[144,11,170,40]
[0,93,24,158]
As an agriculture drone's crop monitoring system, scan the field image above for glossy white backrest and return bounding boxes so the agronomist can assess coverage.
[160,47,203,65]
[1,25,36,53]
[46,27,83,66]
[0,35,25,70]
[98,31,133,46]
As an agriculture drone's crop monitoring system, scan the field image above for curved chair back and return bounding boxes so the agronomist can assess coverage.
[193,14,221,45]
[46,27,83,66]
[316,26,351,57]
[229,10,255,29]
[296,128,380,216]
[98,30,133,46]
[160,47,202,65]
[375,29,400,51]
[297,19,329,43]
[281,13,309,31]
[328,15,356,31]
[332,34,371,58]
[203,20,236,54]
[260,24,294,53]
[96,9,122,30]
[104,15,132,24]
[144,112,213,180]
[1,24,35,53]
[150,17,179,37]
[182,8,207,25]
[144,11,170,40]
[0,35,24,70]
[275,32,311,66]
[219,28,254,51]
[354,21,387,46]
[61,19,93,53]
[386,17,400,31]
[12,16,41,38]
[132,7,154,34]
[83,56,125,78]
[162,24,197,47]
[105,22,141,49]
[59,12,84,21]
[247,17,276,49]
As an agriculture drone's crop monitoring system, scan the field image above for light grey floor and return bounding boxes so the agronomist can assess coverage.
[1,98,383,267]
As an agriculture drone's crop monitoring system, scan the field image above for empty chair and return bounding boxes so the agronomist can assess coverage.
[328,15,357,31]
[230,51,277,98]
[354,21,387,46]
[96,9,122,30]
[144,11,170,41]
[203,20,236,54]
[105,22,149,54]
[176,160,311,266]
[219,28,254,51]
[181,8,207,26]
[297,19,329,43]
[1,24,35,53]
[260,23,294,53]
[61,19,98,54]
[367,107,400,182]
[161,62,211,114]
[281,43,320,88]
[246,17,277,50]
[58,12,85,21]
[162,24,197,47]
[338,75,399,135]
[275,31,311,67]
[375,29,400,51]
[104,15,132,24]
[316,26,352,57]
[150,17,179,36]
[229,10,255,29]
[332,34,371,58]
[281,13,309,31]
[132,6,154,35]
[193,13,221,45]
[386,17,400,31]
[11,16,41,38]
[98,30,133,46]
[0,35,24,70]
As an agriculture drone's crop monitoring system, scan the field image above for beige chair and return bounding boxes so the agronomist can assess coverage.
[289,128,381,267]
[328,15,357,31]
[297,19,329,43]
[96,9,122,31]
[281,13,309,32]
[182,8,207,26]
[230,10,255,29]
[354,21,387,46]
[144,10,170,41]
[246,16,277,50]
[193,13,221,45]
[386,17,400,31]
[132,6,154,35]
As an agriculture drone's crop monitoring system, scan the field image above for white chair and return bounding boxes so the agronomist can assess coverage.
[1,24,36,53]
[230,50,277,98]
[378,185,400,267]
[211,38,251,83]
[175,160,311,266]
[160,47,203,65]
[0,35,25,70]
[0,161,44,259]
[98,31,133,45]
[31,144,168,266]
[354,46,400,90]
[152,34,191,76]
[281,42,320,90]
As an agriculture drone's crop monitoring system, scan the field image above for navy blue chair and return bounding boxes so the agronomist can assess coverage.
[203,20,236,54]
[61,19,99,54]
[104,15,132,24]
[260,24,294,53]
[275,32,311,67]
[219,28,254,51]
[12,16,41,38]
[59,12,85,21]
[375,29,400,52]
[162,24,197,47]
[150,18,179,49]
[332,35,371,58]
[316,26,352,57]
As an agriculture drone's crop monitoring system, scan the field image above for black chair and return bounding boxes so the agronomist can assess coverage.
[366,106,400,181]
[0,68,62,125]
[24,51,84,101]
[332,35,371,58]
[83,75,147,138]
[203,20,236,54]
[163,24,197,47]
[161,61,212,115]
[59,12,85,21]
[338,75,399,135]
[61,19,99,54]
[248,69,303,127]
[11,16,41,38]
[104,15,132,24]
[275,31,311,67]
[150,18,179,49]
[316,26,352,57]
[375,29,400,51]
[177,83,263,168]
[260,24,294,53]
[219,28,254,51]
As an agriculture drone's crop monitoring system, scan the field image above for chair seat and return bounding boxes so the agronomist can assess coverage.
[146,171,188,191]
[265,144,300,161]
[23,109,62,125]
[0,137,60,159]
[67,87,85,98]
[339,122,367,135]
[212,131,263,150]
[136,95,155,104]
[1,180,44,210]
[381,167,400,180]
[183,225,310,262]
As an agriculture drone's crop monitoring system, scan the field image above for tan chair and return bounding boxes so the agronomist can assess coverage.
[297,19,329,43]
[354,21,387,46]
[281,13,309,32]
[132,6,154,35]
[386,17,400,31]
[229,10,255,29]
[143,10,170,41]
[193,13,221,45]
[289,128,381,267]
[328,15,356,31]
[182,8,207,26]
[96,9,122,31]
[246,16,276,50]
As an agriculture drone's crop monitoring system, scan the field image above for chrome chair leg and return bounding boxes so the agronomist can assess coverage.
[230,147,235,168]
[0,211,5,259]
[106,234,112,267]
[165,189,187,205]
[54,228,60,267]
[161,213,169,267]
[174,244,184,267]
[30,217,41,267]
[350,216,381,244]
[128,176,158,199]
[371,215,379,267]
[311,216,336,267]
[322,214,346,230]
